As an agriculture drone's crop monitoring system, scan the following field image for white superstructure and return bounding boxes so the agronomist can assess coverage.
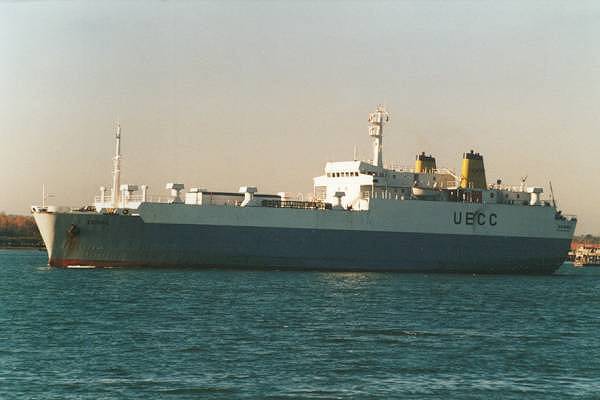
[93,106,566,219]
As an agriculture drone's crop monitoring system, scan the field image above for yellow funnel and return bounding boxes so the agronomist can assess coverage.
[415,152,437,173]
[460,150,487,189]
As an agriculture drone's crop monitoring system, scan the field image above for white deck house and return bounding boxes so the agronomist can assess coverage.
[93,106,548,213]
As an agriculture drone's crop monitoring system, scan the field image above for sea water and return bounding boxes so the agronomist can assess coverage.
[1,249,599,399]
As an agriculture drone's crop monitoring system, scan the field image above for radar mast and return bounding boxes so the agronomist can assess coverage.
[111,124,122,208]
[368,105,390,168]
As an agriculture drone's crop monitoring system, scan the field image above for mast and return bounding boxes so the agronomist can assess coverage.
[368,105,390,168]
[111,124,122,208]
[549,181,558,210]
[42,184,54,207]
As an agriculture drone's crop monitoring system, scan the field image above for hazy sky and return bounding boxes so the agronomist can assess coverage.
[1,1,599,233]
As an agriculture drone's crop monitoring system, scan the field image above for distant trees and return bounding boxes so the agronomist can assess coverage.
[0,213,40,238]
[573,234,600,245]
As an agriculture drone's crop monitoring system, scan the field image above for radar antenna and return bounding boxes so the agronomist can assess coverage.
[368,105,390,168]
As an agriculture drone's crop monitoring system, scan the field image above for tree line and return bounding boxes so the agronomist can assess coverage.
[0,213,40,238]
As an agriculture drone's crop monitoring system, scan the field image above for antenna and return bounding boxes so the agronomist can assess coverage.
[549,181,558,209]
[111,123,122,208]
[42,184,55,208]
[520,175,528,191]
[368,105,390,168]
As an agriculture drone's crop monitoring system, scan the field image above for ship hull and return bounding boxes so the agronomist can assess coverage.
[34,209,571,274]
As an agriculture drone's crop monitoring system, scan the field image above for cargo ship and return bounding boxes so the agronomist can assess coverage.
[32,106,577,273]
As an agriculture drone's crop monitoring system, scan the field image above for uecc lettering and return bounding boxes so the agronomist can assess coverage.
[453,211,497,226]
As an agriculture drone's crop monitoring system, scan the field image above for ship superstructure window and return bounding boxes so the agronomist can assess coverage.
[328,171,360,177]
[360,185,371,199]
[314,186,326,201]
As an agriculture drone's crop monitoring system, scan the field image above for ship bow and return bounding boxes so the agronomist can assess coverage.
[32,209,57,264]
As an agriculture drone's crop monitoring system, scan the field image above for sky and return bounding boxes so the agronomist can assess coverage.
[0,1,599,233]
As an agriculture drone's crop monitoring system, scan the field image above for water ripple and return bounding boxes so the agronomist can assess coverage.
[1,250,599,399]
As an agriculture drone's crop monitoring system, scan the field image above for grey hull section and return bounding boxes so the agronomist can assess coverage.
[39,212,570,274]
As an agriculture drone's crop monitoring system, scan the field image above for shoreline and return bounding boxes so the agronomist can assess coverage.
[0,246,46,251]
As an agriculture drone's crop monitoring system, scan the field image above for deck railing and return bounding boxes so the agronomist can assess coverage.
[93,195,170,205]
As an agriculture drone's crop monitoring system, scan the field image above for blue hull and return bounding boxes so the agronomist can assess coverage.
[46,214,570,274]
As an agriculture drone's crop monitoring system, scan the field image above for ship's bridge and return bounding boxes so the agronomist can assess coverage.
[312,106,459,210]
[313,160,456,210]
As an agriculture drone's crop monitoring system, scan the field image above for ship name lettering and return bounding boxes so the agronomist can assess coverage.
[465,212,475,225]
[87,219,108,226]
[453,212,497,226]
